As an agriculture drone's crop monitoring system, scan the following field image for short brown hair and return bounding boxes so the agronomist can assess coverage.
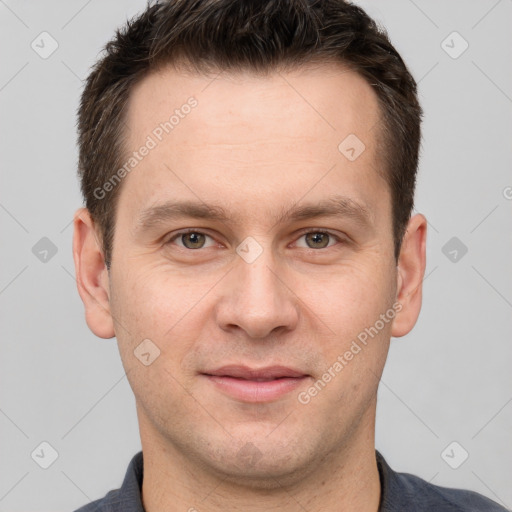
[77,0,422,268]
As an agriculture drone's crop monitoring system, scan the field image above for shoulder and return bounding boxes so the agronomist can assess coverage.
[396,471,508,511]
[72,489,119,512]
[377,451,508,511]
[71,451,144,512]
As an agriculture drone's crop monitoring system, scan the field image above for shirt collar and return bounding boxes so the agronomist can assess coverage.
[111,449,399,512]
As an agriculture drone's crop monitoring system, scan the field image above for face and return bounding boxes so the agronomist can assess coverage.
[74,62,426,484]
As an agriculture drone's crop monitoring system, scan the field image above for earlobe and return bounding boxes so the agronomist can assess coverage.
[72,208,115,339]
[391,214,427,338]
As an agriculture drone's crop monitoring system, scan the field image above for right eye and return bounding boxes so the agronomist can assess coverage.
[165,229,217,250]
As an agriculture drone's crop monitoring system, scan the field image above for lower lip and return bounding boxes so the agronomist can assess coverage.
[203,375,309,402]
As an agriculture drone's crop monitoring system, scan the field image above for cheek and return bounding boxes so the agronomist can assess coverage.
[303,261,395,402]
[113,262,191,328]
[307,260,396,341]
[109,267,203,409]
[111,263,213,367]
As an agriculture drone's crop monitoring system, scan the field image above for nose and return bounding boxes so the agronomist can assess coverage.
[215,245,299,340]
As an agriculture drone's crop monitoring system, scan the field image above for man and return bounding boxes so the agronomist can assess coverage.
[71,1,507,511]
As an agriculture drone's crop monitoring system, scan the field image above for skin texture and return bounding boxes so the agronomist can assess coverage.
[73,62,427,512]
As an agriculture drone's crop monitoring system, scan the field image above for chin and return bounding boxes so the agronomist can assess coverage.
[197,432,315,486]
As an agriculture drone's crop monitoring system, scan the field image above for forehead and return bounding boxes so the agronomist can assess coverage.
[117,61,387,226]
[126,61,380,140]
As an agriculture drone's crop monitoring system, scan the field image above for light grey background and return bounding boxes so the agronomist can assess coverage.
[1,1,511,511]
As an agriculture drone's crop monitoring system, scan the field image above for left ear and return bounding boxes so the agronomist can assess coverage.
[391,213,427,338]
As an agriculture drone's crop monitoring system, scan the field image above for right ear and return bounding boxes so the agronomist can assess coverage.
[72,208,115,339]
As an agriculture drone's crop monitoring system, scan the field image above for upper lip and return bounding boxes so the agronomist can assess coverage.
[203,365,308,380]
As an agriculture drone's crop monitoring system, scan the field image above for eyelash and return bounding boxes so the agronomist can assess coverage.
[165,228,345,251]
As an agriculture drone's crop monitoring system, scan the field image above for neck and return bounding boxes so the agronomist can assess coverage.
[139,403,381,512]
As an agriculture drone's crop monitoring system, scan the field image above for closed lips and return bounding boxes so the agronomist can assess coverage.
[203,365,308,380]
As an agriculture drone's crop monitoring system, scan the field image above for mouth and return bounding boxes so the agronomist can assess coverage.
[201,365,310,403]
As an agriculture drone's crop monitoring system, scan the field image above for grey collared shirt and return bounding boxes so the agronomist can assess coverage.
[73,450,508,511]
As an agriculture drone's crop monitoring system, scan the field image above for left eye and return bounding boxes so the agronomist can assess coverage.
[295,231,338,249]
[166,230,340,250]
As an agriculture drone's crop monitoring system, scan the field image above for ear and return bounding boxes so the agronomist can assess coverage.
[391,213,427,338]
[72,208,115,339]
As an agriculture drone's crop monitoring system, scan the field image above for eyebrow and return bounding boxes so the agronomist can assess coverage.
[134,195,373,233]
